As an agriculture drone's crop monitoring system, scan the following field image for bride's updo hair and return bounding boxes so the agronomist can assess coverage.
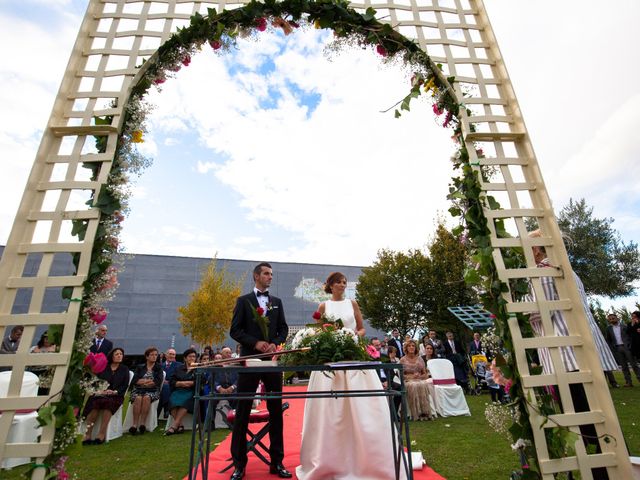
[324,272,347,294]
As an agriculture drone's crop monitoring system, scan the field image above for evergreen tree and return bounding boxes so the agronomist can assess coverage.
[558,198,640,297]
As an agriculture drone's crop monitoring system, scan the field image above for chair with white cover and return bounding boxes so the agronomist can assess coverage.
[0,371,42,469]
[427,359,470,417]
[81,371,133,442]
[165,412,194,431]
[123,371,165,433]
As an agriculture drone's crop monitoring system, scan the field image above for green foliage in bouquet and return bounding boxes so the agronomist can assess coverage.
[279,324,369,366]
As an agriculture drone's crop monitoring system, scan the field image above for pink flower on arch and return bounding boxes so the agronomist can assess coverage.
[376,44,388,57]
[83,352,108,374]
[181,54,191,66]
[443,110,453,128]
[86,307,107,324]
[432,103,444,116]
[209,39,222,50]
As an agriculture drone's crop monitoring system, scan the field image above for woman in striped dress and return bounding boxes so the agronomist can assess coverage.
[527,230,618,383]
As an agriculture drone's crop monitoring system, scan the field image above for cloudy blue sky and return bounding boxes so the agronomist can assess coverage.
[1,1,639,307]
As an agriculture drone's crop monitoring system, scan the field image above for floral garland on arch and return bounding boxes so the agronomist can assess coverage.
[34,0,559,478]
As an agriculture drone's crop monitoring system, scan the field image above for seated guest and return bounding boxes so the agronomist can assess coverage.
[128,346,163,434]
[1,325,24,354]
[399,339,434,421]
[421,343,437,364]
[30,331,57,353]
[203,353,223,398]
[387,345,400,364]
[424,330,446,358]
[158,348,182,419]
[213,352,239,411]
[165,348,198,435]
[82,347,129,444]
[29,330,57,394]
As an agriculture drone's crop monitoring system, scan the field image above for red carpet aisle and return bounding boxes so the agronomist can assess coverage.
[187,385,445,480]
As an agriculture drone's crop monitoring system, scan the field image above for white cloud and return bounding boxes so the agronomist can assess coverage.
[0,9,81,243]
[196,161,217,174]
[2,1,639,276]
[548,94,640,208]
[140,29,454,265]
[235,236,262,245]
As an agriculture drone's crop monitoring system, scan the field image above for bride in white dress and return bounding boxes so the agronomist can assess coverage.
[296,272,408,480]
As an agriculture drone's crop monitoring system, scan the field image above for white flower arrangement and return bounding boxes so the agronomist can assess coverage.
[291,327,317,349]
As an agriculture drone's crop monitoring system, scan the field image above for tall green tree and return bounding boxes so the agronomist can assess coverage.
[427,224,478,335]
[557,198,640,297]
[356,224,476,336]
[178,257,244,346]
[356,248,432,336]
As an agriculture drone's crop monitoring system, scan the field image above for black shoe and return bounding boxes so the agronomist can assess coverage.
[230,467,245,480]
[269,464,292,478]
[138,425,146,434]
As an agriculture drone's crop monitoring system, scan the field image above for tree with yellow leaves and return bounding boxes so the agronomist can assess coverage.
[178,258,244,347]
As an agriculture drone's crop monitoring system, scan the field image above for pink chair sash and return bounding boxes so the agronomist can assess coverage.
[432,378,456,385]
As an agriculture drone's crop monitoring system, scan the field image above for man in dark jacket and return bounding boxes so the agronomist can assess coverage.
[605,313,640,387]
[89,325,113,355]
[229,262,291,480]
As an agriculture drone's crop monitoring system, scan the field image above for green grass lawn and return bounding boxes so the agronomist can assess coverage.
[4,375,638,479]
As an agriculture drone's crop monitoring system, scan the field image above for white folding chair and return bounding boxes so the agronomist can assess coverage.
[427,359,470,417]
[123,371,164,432]
[0,371,42,469]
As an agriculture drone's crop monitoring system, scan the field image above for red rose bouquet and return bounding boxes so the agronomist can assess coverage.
[250,303,270,340]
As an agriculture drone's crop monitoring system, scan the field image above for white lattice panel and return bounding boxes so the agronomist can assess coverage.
[0,0,631,478]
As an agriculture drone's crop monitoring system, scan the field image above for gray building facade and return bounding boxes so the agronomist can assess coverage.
[1,246,372,354]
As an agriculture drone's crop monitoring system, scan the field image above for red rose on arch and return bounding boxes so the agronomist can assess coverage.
[256,17,267,31]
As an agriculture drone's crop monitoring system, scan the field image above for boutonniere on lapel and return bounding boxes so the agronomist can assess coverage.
[250,303,270,340]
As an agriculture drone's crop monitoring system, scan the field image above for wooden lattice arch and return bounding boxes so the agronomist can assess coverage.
[0,0,632,478]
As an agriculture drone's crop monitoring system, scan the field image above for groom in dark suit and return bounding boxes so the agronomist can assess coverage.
[229,262,291,480]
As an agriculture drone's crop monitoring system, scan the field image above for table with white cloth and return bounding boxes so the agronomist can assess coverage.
[187,362,414,480]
